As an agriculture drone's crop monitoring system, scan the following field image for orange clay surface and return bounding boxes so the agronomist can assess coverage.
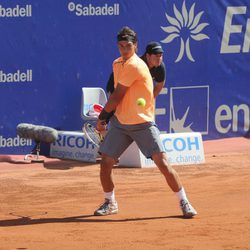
[0,137,250,250]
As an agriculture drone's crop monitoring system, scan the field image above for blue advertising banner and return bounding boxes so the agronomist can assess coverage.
[0,0,249,154]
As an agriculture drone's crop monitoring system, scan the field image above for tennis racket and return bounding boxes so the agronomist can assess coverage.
[82,123,104,147]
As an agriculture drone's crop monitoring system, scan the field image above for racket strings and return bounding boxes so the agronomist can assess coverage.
[84,123,103,146]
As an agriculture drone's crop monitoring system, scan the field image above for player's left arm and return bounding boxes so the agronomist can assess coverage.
[153,80,165,98]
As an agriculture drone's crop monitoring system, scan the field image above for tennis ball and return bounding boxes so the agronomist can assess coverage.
[136,98,146,107]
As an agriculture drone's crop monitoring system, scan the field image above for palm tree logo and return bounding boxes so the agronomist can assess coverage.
[161,0,209,62]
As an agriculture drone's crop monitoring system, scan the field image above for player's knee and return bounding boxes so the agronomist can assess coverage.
[100,154,116,170]
[152,152,173,174]
[152,152,168,165]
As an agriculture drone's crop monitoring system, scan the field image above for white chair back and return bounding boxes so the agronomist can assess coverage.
[81,87,107,121]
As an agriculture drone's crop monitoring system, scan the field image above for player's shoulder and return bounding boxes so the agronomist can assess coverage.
[113,57,123,65]
[133,54,145,63]
[129,54,147,68]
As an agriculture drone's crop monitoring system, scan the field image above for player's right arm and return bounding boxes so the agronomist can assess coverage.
[96,83,128,131]
[104,83,128,112]
[106,72,115,97]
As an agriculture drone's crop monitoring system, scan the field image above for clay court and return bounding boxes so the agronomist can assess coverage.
[0,137,250,250]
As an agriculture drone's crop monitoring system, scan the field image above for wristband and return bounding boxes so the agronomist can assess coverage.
[98,109,113,121]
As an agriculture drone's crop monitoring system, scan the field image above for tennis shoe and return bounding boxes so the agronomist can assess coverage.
[94,199,118,216]
[180,199,197,218]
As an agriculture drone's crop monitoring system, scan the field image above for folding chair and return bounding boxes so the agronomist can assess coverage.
[81,87,107,121]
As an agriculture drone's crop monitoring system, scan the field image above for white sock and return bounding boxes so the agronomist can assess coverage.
[175,187,188,202]
[104,190,115,203]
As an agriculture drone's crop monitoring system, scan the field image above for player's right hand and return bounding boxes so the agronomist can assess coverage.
[96,119,107,132]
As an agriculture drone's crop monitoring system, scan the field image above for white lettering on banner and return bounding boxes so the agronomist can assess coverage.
[215,104,250,133]
[243,19,250,52]
[0,70,32,83]
[0,5,32,18]
[0,135,32,148]
[68,2,119,16]
[221,6,250,53]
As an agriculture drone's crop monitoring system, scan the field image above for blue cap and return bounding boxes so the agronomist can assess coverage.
[146,42,164,54]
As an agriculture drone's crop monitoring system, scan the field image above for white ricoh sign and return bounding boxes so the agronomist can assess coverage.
[119,132,205,168]
[50,131,99,163]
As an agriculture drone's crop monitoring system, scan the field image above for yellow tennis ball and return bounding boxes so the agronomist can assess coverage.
[137,98,146,107]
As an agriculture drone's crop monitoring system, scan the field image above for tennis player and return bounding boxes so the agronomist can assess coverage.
[95,26,197,218]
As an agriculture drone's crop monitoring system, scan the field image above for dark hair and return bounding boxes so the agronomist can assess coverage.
[117,26,137,44]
